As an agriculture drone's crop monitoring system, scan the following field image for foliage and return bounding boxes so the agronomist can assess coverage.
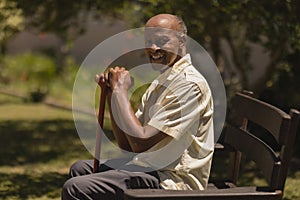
[1,53,63,102]
[260,50,300,111]
[6,1,299,103]
[0,0,24,54]
[0,52,80,103]
[10,0,125,55]
[13,0,121,35]
[110,0,300,96]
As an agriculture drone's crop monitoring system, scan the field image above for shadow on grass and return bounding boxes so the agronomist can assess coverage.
[0,119,112,199]
[1,119,299,199]
[0,120,92,166]
[0,172,67,199]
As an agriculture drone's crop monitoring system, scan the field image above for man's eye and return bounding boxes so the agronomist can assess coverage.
[156,38,168,46]
[146,38,169,47]
[146,40,152,47]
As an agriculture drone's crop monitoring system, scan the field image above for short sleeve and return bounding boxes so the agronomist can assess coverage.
[148,81,210,140]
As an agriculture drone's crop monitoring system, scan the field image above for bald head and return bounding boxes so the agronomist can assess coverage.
[145,14,187,49]
[146,14,187,35]
[144,14,187,70]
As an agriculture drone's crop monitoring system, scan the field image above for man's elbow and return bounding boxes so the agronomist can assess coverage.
[127,137,152,153]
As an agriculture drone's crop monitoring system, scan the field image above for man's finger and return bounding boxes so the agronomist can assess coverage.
[95,74,104,83]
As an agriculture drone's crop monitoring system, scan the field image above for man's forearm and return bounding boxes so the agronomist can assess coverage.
[110,88,167,152]
[111,89,149,138]
[107,93,132,152]
[105,67,169,152]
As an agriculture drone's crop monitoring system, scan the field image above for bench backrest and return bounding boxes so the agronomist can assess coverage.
[224,92,300,191]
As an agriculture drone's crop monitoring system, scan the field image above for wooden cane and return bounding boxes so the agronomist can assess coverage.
[93,79,108,173]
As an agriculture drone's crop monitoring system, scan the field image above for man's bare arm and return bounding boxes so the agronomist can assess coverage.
[97,67,171,153]
[110,86,170,153]
[96,73,132,151]
[106,92,132,151]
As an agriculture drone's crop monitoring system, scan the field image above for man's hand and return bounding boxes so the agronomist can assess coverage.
[95,66,168,153]
[95,71,109,87]
[108,67,133,91]
[94,67,134,152]
[95,67,133,92]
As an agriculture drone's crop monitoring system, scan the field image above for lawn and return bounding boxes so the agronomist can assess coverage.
[0,94,92,200]
[0,93,300,200]
[0,119,88,200]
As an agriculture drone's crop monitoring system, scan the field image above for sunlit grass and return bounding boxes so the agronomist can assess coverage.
[284,171,300,200]
[0,93,89,199]
[0,103,73,120]
[0,90,121,199]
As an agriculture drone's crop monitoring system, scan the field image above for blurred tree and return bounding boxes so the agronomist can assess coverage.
[11,0,88,71]
[11,0,124,71]
[4,0,300,107]
[2,0,299,155]
[0,0,24,54]
[2,53,56,102]
[107,0,300,98]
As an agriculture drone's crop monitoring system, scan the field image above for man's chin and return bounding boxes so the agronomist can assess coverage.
[151,63,169,73]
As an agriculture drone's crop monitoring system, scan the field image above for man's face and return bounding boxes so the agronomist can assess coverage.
[145,28,181,72]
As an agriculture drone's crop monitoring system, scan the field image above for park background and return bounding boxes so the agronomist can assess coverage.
[0,0,300,199]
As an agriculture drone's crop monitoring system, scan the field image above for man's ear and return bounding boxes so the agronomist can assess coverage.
[179,34,186,48]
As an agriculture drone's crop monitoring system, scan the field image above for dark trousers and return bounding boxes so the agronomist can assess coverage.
[62,159,161,200]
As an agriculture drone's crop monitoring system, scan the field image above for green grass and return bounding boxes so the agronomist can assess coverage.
[1,93,300,200]
[0,120,90,200]
[0,93,91,199]
[0,104,73,120]
[0,119,86,200]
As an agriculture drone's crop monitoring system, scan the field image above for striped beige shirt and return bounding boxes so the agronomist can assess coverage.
[133,54,214,190]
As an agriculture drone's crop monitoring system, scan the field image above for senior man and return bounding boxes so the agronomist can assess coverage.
[62,13,214,200]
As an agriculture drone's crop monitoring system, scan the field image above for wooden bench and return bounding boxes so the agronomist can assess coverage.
[124,91,300,200]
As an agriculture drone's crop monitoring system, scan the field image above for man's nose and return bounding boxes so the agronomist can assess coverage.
[149,43,160,52]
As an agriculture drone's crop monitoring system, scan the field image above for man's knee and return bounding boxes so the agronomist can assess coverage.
[62,176,113,200]
[62,178,77,200]
[69,160,92,177]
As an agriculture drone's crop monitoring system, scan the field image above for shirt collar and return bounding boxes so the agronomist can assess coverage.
[167,54,192,80]
[154,54,192,87]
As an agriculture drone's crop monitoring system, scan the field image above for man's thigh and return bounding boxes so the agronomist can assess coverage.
[62,169,160,200]
[69,159,112,177]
